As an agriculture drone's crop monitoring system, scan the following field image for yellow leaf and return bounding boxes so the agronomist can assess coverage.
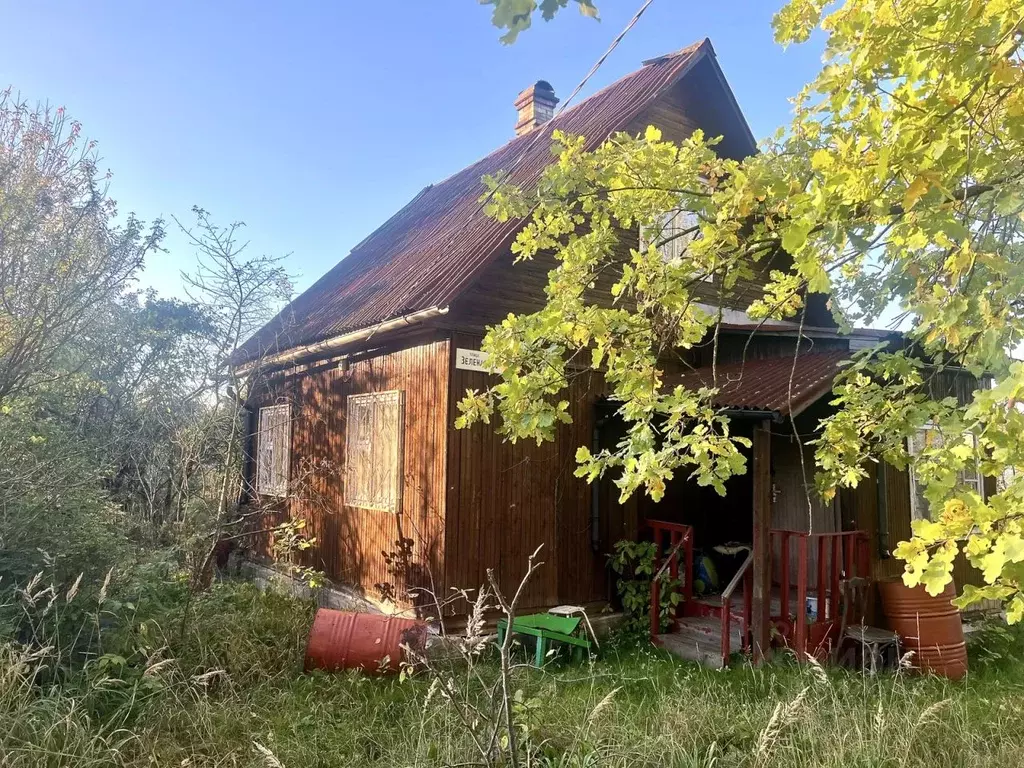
[981,550,1007,582]
[1007,91,1024,119]
[910,518,945,541]
[903,175,930,211]
[992,58,1017,86]
[811,149,832,170]
[1008,595,1024,625]
[922,558,954,596]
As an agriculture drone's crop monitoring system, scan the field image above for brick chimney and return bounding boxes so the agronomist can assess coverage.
[514,80,558,136]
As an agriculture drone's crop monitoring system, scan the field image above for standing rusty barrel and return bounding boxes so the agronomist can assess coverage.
[304,609,428,674]
[879,580,968,680]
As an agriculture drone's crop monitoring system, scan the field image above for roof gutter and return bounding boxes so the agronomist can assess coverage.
[236,305,449,375]
[722,408,784,423]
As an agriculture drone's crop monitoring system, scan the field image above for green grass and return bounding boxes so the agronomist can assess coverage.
[3,578,1024,767]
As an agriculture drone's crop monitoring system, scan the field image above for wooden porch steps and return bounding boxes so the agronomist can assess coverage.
[655,616,745,669]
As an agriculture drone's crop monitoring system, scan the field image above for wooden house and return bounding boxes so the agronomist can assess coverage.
[235,40,989,665]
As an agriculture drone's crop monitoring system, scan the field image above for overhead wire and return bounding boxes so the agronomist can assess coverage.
[426,0,660,263]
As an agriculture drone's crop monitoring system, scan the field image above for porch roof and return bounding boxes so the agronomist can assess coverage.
[668,351,849,417]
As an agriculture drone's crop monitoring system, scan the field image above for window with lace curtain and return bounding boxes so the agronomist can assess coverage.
[256,404,291,497]
[345,390,404,512]
[907,425,983,520]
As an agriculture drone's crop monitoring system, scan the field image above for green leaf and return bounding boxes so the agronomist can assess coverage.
[781,219,814,254]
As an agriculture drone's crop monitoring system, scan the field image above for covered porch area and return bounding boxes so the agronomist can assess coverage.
[601,351,876,667]
[649,519,871,667]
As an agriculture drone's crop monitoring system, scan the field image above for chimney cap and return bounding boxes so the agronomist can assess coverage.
[514,80,557,106]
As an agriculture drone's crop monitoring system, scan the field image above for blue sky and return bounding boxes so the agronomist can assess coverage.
[3,1,825,298]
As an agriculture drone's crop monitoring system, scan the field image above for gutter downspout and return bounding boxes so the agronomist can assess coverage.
[236,306,449,374]
[590,412,610,552]
[876,462,890,559]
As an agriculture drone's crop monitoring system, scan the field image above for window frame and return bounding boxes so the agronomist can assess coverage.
[640,208,713,283]
[255,403,291,498]
[907,423,983,521]
[344,390,405,513]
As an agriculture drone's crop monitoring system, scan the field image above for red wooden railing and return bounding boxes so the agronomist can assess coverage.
[719,551,753,663]
[645,523,869,666]
[648,520,693,637]
[770,529,870,659]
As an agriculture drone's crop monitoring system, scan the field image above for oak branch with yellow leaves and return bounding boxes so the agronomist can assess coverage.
[458,0,1024,618]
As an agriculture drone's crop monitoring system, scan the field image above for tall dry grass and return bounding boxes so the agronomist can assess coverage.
[1,574,1023,767]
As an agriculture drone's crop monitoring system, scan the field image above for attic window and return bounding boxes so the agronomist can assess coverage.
[640,209,712,282]
[256,404,291,497]
[345,390,404,512]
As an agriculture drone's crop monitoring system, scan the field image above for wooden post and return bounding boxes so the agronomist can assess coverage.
[683,529,694,604]
[780,532,790,619]
[830,536,841,622]
[751,420,772,664]
[670,529,681,632]
[816,536,828,621]
[795,535,808,659]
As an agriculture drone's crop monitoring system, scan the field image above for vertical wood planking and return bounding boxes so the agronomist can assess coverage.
[252,334,450,615]
[444,332,610,614]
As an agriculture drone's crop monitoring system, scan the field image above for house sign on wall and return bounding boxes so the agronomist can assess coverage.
[455,348,491,372]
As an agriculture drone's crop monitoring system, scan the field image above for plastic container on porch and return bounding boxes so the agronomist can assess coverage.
[878,580,968,680]
[805,596,819,622]
[304,608,429,674]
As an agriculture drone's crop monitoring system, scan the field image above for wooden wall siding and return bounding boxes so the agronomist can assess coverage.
[702,334,850,368]
[448,241,775,336]
[925,367,988,404]
[445,332,618,613]
[770,434,840,585]
[625,81,702,145]
[251,335,450,613]
[625,56,754,161]
[448,73,775,336]
[447,232,646,331]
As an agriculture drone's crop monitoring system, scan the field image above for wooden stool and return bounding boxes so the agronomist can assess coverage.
[843,624,900,675]
[834,577,899,674]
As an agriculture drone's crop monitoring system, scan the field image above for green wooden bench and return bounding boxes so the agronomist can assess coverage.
[496,613,593,667]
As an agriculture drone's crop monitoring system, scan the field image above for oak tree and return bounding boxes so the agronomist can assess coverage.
[460,0,1024,616]
[481,0,599,44]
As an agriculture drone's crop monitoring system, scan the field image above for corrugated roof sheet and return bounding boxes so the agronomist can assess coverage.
[668,351,849,416]
[235,40,714,364]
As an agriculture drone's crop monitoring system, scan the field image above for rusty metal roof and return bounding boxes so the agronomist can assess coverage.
[235,40,717,364]
[668,351,850,416]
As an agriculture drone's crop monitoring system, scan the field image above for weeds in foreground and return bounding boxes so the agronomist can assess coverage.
[2,571,1024,767]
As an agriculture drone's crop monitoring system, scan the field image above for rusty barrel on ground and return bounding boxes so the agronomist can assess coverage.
[879,580,968,680]
[304,609,428,674]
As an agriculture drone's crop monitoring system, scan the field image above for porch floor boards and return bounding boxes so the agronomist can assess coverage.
[661,586,840,668]
[656,616,745,669]
[694,585,833,619]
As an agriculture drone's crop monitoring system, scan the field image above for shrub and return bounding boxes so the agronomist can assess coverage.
[0,404,134,648]
[608,539,682,635]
